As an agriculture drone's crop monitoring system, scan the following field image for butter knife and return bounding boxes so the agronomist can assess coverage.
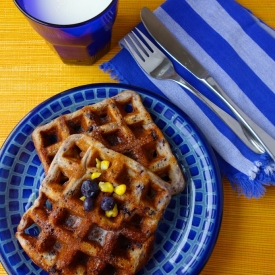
[141,7,275,162]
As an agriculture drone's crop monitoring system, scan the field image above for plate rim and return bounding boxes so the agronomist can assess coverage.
[0,82,223,275]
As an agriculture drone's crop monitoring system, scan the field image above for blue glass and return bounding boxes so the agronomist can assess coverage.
[13,0,119,65]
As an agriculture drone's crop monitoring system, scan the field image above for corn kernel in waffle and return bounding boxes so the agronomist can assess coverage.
[16,134,172,275]
[32,90,185,195]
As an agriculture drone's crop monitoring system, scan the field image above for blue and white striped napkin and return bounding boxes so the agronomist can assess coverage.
[101,0,275,198]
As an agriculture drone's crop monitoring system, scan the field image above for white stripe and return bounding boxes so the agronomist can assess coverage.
[120,32,255,174]
[186,0,275,94]
[119,12,263,177]
[154,8,275,139]
[149,78,255,176]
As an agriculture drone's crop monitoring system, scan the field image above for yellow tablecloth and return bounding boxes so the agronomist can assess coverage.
[1,0,275,274]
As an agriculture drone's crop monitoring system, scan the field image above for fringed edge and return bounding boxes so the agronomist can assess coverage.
[226,154,275,198]
[101,61,275,199]
[100,62,129,84]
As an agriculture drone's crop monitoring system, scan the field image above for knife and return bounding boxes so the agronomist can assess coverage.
[141,7,275,162]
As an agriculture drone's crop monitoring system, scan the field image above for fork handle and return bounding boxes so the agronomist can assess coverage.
[172,75,263,154]
[203,75,275,162]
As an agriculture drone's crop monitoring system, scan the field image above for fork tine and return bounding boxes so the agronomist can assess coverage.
[124,37,145,63]
[135,28,160,53]
[131,31,152,57]
[126,33,149,61]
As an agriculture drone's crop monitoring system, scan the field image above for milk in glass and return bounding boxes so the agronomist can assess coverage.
[24,0,113,25]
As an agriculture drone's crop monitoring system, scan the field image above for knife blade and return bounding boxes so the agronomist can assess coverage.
[141,7,275,162]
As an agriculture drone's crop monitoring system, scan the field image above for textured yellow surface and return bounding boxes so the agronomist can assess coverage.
[0,0,275,274]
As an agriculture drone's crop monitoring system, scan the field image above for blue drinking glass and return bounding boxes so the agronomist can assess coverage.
[13,0,119,65]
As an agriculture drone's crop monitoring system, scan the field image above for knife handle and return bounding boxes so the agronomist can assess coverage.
[203,75,275,162]
[173,75,263,154]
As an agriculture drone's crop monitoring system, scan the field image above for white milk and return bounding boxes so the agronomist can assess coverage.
[24,0,113,25]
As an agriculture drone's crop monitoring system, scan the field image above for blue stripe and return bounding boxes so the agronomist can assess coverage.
[217,0,275,59]
[161,0,275,123]
[101,0,275,197]
[110,49,165,97]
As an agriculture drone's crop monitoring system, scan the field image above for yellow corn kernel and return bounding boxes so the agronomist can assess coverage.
[91,172,101,180]
[96,158,101,169]
[80,196,86,201]
[105,204,118,218]
[101,160,110,170]
[99,181,114,193]
[114,184,126,196]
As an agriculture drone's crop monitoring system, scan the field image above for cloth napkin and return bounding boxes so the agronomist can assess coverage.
[101,0,275,198]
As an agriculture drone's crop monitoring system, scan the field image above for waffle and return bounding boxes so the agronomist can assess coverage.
[32,90,185,195]
[16,134,172,275]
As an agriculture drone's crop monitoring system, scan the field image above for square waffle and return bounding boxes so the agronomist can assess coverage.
[16,134,172,275]
[32,90,185,195]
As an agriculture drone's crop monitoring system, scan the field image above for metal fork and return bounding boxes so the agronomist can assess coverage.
[124,28,263,154]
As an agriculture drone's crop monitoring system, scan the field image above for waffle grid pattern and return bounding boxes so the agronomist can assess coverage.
[32,90,184,195]
[16,134,172,274]
[0,85,222,275]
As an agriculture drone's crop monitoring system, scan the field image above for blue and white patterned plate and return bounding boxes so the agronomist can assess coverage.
[0,83,223,275]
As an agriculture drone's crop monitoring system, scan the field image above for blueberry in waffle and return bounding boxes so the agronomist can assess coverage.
[31,90,185,195]
[16,134,172,275]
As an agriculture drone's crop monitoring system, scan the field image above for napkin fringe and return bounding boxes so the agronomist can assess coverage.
[100,62,128,83]
[227,156,275,198]
[101,62,275,198]
[100,0,275,198]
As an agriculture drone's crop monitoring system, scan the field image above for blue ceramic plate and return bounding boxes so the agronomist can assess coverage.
[0,83,222,275]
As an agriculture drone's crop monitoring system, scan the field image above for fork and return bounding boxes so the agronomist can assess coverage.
[124,28,263,154]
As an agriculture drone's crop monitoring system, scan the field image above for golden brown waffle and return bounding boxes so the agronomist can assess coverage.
[16,134,172,275]
[32,90,185,195]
